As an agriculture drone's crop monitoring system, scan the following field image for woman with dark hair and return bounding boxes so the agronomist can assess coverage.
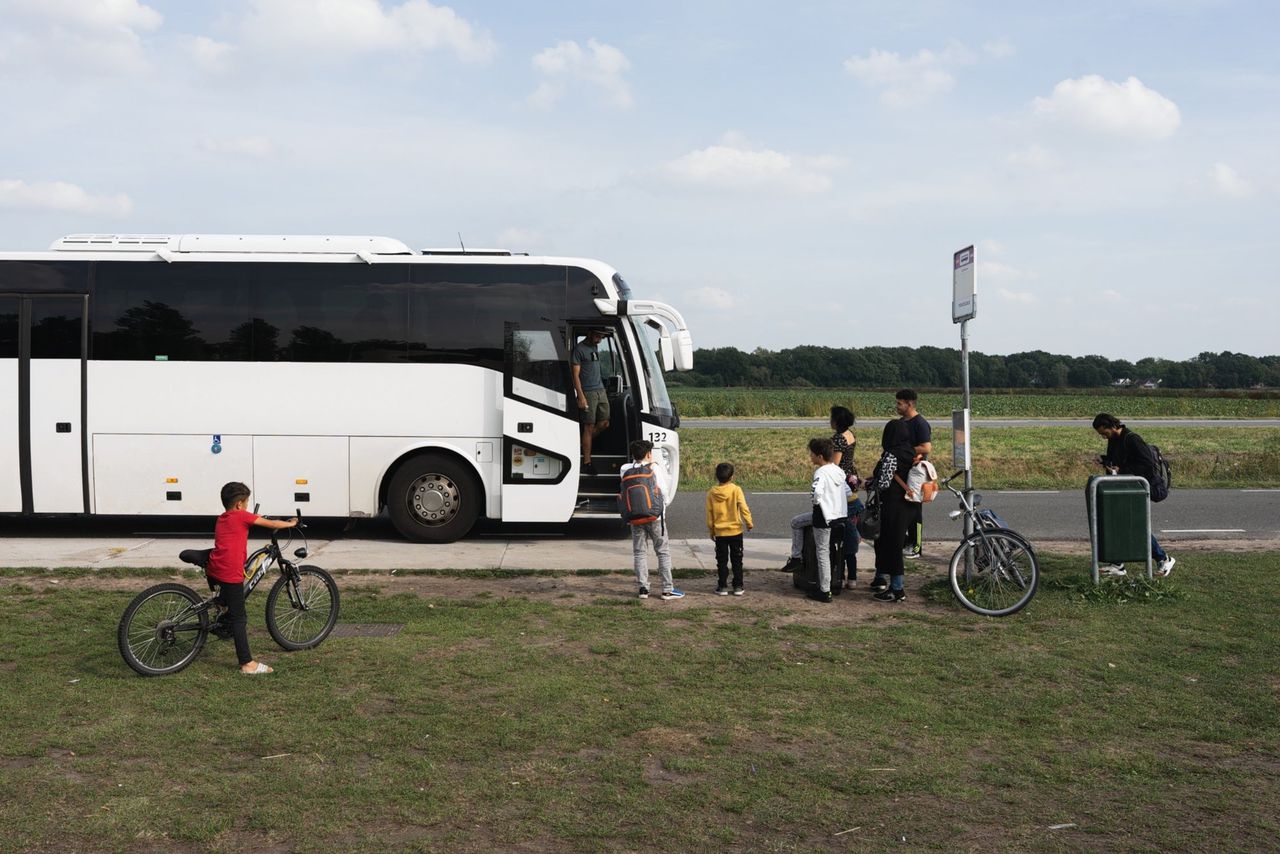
[1092,413,1175,577]
[868,418,915,602]
[829,405,860,588]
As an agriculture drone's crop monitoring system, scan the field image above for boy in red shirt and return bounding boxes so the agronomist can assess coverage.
[208,482,297,674]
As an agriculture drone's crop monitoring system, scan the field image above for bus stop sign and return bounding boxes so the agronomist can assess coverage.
[953,245,976,323]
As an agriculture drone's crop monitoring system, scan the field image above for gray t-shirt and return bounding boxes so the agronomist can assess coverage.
[571,341,604,391]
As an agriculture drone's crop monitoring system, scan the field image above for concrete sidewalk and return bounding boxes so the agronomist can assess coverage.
[0,533,797,572]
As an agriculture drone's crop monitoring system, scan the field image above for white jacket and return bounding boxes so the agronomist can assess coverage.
[811,463,846,525]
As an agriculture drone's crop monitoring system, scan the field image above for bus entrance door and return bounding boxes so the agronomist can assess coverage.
[500,324,579,522]
[8,295,87,513]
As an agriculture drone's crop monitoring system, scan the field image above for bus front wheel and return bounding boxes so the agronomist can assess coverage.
[387,453,481,543]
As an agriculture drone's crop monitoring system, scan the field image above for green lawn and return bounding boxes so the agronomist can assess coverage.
[1,556,1277,851]
[679,426,1280,491]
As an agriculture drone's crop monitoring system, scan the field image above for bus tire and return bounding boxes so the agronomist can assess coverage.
[386,453,481,543]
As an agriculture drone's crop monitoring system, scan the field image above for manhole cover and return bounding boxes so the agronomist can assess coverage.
[328,623,404,638]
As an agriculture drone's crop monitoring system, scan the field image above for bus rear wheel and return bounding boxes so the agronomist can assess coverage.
[387,453,481,543]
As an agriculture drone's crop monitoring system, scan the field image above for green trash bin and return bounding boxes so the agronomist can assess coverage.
[1086,475,1151,568]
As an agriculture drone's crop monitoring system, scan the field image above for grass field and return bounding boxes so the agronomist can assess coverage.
[678,426,1280,491]
[670,388,1280,419]
[2,555,1278,851]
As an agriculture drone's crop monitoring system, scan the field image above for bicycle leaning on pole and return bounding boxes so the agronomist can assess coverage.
[940,471,1039,616]
[117,509,340,676]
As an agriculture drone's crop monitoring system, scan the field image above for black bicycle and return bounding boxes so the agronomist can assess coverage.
[117,511,340,676]
[941,472,1039,617]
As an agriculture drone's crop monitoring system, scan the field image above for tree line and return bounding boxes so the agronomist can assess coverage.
[673,346,1280,390]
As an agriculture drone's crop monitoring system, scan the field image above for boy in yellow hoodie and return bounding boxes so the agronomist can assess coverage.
[706,462,754,595]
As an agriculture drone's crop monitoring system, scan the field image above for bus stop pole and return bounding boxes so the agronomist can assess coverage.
[961,318,973,541]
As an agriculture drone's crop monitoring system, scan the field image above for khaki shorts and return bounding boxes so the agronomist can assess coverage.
[580,388,610,424]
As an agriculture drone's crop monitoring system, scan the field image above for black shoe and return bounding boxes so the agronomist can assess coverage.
[873,588,906,603]
[582,461,598,476]
[808,588,833,603]
[779,557,803,573]
[868,577,889,593]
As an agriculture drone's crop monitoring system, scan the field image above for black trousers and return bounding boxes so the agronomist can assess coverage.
[903,501,923,553]
[875,484,910,579]
[208,576,253,666]
[714,534,744,589]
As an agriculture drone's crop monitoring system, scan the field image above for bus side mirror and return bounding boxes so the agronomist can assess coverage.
[658,336,675,372]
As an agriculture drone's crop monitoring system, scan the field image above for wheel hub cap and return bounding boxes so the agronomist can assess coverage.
[409,474,459,526]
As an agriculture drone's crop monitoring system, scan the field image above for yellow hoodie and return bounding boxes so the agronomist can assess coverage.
[705,482,754,537]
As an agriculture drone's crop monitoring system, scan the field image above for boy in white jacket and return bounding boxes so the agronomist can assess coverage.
[779,438,847,602]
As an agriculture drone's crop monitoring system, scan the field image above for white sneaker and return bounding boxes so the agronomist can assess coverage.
[1156,556,1176,578]
[1100,564,1127,578]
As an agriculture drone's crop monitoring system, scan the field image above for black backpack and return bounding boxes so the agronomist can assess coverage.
[1148,444,1172,503]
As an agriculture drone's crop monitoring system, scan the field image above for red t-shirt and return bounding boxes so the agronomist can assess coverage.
[206,509,259,583]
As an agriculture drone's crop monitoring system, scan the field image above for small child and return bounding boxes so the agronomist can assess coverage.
[839,484,864,589]
[780,438,847,603]
[620,440,684,600]
[207,482,298,674]
[705,462,754,595]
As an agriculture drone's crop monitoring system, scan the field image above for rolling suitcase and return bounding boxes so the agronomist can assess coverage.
[792,520,845,595]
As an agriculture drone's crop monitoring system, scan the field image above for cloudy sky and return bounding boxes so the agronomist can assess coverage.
[1,0,1276,360]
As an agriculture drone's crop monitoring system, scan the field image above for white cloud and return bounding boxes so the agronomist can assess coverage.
[0,179,132,216]
[656,136,841,195]
[190,35,234,73]
[1007,145,1061,170]
[1206,162,1255,199]
[239,0,495,62]
[982,40,1016,59]
[981,260,1039,283]
[0,0,162,75]
[843,42,982,106]
[199,136,276,158]
[4,0,162,33]
[997,288,1036,304]
[529,39,632,109]
[688,286,734,310]
[1032,75,1181,140]
[495,227,541,250]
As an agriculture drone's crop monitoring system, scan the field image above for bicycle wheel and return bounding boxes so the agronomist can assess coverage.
[265,566,340,651]
[949,529,1039,617]
[117,583,210,676]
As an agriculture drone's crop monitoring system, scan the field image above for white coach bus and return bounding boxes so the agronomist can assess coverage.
[0,234,693,542]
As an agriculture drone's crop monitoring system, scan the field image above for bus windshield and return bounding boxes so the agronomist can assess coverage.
[631,319,674,416]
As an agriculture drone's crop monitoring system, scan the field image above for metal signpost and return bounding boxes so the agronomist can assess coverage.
[952,246,976,544]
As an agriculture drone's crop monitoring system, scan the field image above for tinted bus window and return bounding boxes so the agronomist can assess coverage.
[0,260,88,293]
[409,265,566,369]
[251,263,409,362]
[93,262,254,360]
[30,298,83,359]
[0,297,17,358]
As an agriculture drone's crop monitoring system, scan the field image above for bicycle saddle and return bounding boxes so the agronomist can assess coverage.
[179,548,213,569]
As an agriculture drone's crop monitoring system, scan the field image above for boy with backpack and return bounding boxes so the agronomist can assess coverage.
[1092,413,1175,577]
[619,439,684,600]
[705,462,754,595]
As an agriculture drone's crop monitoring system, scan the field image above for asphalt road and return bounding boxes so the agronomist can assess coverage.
[682,418,1280,429]
[662,487,1280,543]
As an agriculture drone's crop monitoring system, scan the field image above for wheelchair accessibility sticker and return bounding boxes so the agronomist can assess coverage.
[212,435,222,455]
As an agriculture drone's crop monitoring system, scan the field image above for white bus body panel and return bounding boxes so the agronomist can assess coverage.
[93,434,252,515]
[0,359,19,511]
[30,360,83,512]
[500,397,579,523]
[253,436,350,517]
[86,361,503,517]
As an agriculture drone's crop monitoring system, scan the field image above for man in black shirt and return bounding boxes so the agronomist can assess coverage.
[1093,413,1175,577]
[895,389,932,558]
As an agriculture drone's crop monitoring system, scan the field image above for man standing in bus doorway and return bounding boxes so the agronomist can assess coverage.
[572,328,610,476]
[896,389,932,559]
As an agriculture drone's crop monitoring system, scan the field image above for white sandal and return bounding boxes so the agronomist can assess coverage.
[241,662,273,675]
